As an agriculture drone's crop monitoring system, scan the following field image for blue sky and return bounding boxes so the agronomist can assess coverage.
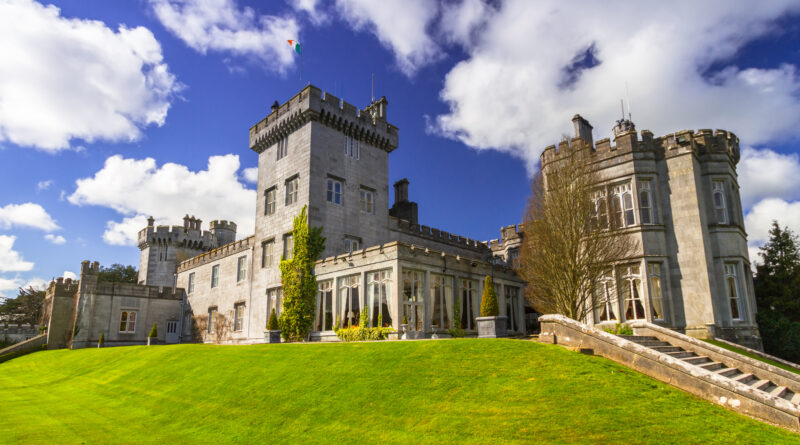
[1,0,800,296]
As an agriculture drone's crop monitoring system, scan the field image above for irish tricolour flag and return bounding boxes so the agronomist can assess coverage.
[287,40,301,54]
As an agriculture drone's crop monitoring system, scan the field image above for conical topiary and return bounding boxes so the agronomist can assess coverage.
[98,332,105,348]
[480,276,499,316]
[267,308,280,330]
[148,322,158,338]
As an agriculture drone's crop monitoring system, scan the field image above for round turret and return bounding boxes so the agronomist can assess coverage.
[210,220,237,247]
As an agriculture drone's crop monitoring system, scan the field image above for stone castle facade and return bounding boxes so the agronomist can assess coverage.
[41,84,759,349]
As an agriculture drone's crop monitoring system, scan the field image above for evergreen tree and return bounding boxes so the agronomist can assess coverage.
[754,221,800,362]
[480,276,499,317]
[279,206,326,342]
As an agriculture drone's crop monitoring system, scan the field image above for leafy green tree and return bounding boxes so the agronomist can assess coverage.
[754,221,800,361]
[97,264,138,283]
[0,286,45,327]
[480,276,499,316]
[279,205,325,342]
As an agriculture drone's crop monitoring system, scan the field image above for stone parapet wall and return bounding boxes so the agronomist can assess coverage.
[137,224,216,250]
[388,217,489,257]
[177,235,255,273]
[0,334,46,363]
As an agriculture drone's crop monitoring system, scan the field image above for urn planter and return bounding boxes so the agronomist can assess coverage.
[477,316,508,338]
[400,324,409,340]
[147,337,158,346]
[265,330,282,344]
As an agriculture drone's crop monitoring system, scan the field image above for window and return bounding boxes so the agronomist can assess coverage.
[119,311,137,333]
[367,270,393,328]
[207,307,218,333]
[267,288,283,318]
[285,177,298,206]
[430,274,453,330]
[283,234,293,260]
[594,269,617,322]
[460,279,478,330]
[261,239,274,268]
[344,237,360,254]
[591,190,608,229]
[338,275,361,328]
[620,265,645,320]
[402,270,425,331]
[505,286,520,331]
[648,263,665,321]
[265,187,276,215]
[276,136,288,160]
[326,178,342,205]
[237,256,246,282]
[639,180,654,225]
[188,272,195,294]
[611,183,635,228]
[211,265,219,288]
[725,263,742,320]
[316,280,334,331]
[713,180,728,224]
[360,189,374,214]
[344,135,359,159]
[234,303,245,331]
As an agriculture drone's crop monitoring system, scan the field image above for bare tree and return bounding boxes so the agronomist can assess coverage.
[519,148,636,321]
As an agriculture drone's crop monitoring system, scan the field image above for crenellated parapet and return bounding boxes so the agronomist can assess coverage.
[137,223,216,251]
[249,84,399,154]
[389,216,489,254]
[177,235,255,273]
[46,276,80,299]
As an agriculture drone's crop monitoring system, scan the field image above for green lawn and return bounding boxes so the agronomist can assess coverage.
[702,338,800,376]
[1,340,798,444]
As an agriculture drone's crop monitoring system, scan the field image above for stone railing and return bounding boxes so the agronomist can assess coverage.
[0,333,46,364]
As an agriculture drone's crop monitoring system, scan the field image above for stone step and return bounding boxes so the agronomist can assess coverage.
[752,379,775,392]
[733,373,757,385]
[633,340,672,347]
[699,362,725,371]
[651,345,683,353]
[716,367,743,378]
[769,386,787,398]
[668,351,697,359]
[684,356,713,365]
[789,391,800,404]
[618,335,658,341]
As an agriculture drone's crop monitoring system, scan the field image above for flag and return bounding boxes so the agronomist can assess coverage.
[287,40,301,54]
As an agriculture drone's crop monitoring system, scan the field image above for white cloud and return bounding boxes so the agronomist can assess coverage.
[0,235,34,273]
[0,203,60,232]
[439,0,494,48]
[738,147,800,208]
[22,277,48,291]
[427,0,800,172]
[744,198,800,264]
[241,167,258,183]
[334,0,441,76]
[290,0,328,25]
[149,0,300,72]
[36,180,53,191]
[44,234,66,245]
[0,277,23,295]
[0,0,181,151]
[68,154,256,246]
[63,271,77,281]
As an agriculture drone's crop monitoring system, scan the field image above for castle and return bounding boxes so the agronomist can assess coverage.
[41,85,760,349]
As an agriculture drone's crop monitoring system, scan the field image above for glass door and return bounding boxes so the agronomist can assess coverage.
[402,270,425,332]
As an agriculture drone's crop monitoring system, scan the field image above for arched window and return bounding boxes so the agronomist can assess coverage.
[611,183,634,228]
[623,192,635,226]
[713,180,728,224]
[620,265,645,321]
[639,181,653,224]
[725,264,742,320]
[594,269,617,322]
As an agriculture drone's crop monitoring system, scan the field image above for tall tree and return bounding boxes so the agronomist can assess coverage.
[519,148,636,321]
[754,221,800,362]
[279,205,325,342]
[0,286,45,327]
[97,264,138,283]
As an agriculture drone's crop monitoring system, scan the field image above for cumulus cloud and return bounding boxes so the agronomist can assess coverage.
[0,235,34,273]
[290,0,328,25]
[439,0,494,48]
[44,234,66,245]
[0,277,23,296]
[63,271,78,281]
[241,167,258,183]
[149,0,300,72]
[68,154,256,246]
[334,0,441,76]
[738,147,800,208]
[426,1,800,172]
[0,0,181,151]
[22,277,48,291]
[36,180,53,191]
[745,197,800,242]
[0,203,60,232]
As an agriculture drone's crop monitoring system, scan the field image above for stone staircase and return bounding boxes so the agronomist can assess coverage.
[620,335,800,406]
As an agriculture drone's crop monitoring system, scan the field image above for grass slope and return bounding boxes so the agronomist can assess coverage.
[1,340,798,444]
[702,338,800,376]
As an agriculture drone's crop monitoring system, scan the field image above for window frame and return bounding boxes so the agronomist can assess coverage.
[265,186,277,215]
[207,307,217,333]
[344,237,361,254]
[611,182,635,228]
[234,302,245,331]
[594,269,618,323]
[359,188,374,214]
[276,136,288,160]
[285,176,299,206]
[187,272,195,294]
[283,233,293,260]
[725,263,743,321]
[119,310,137,333]
[638,180,655,225]
[261,239,274,268]
[211,264,219,288]
[619,264,646,321]
[316,280,334,331]
[326,178,342,205]
[647,262,665,321]
[236,256,247,282]
[713,180,728,224]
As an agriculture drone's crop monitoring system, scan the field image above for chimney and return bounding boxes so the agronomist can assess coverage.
[389,178,418,225]
[394,178,409,203]
[572,114,593,147]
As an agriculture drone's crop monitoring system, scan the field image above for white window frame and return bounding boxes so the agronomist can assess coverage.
[234,302,245,331]
[267,288,283,318]
[344,237,360,254]
[316,280,334,331]
[326,178,342,205]
[338,275,361,328]
[211,264,219,288]
[430,274,453,330]
[265,187,276,215]
[647,262,665,321]
[367,270,393,328]
[591,189,608,229]
[344,135,360,159]
[713,180,728,224]
[638,180,655,225]
[505,286,520,332]
[460,279,478,330]
[620,264,645,321]
[262,239,274,268]
[207,307,217,333]
[285,177,298,206]
[276,136,288,160]
[360,188,374,214]
[119,311,137,333]
[236,256,246,282]
[187,272,195,294]
[725,263,743,321]
[594,269,618,323]
[611,183,635,228]
[283,234,293,260]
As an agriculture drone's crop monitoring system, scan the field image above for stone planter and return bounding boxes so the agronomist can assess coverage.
[477,316,508,338]
[147,337,158,346]
[264,330,281,344]
[400,324,409,340]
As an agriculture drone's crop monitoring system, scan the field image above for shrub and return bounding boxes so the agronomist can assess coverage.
[335,325,394,342]
[98,333,105,347]
[480,276,499,316]
[402,315,408,325]
[447,327,466,338]
[148,323,158,338]
[267,308,280,331]
[603,323,633,336]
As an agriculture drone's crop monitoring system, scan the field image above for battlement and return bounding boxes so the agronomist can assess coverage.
[137,222,216,251]
[209,220,236,232]
[541,117,741,168]
[249,84,399,154]
[177,235,255,273]
[80,260,100,275]
[388,216,489,254]
[46,276,80,299]
[485,224,524,252]
[91,281,184,301]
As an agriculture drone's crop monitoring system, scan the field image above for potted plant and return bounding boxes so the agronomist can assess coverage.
[264,308,281,343]
[400,315,409,340]
[476,276,507,338]
[147,323,158,346]
[431,324,439,339]
[98,332,105,348]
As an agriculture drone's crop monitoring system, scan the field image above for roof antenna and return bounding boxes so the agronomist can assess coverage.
[371,73,375,103]
[625,81,632,121]
[620,99,625,120]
